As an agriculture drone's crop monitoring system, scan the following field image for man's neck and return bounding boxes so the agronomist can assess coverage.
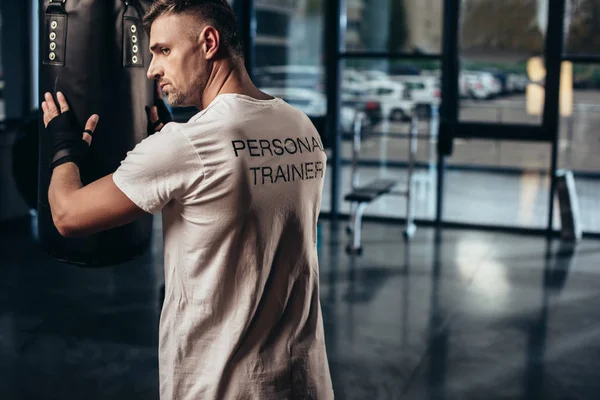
[198,57,272,109]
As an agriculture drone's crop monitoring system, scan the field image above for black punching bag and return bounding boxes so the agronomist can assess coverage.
[38,0,155,266]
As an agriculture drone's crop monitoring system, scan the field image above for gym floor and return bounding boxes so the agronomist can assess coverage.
[1,215,600,399]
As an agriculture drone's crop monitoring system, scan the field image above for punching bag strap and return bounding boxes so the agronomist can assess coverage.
[122,0,144,68]
[44,0,67,66]
[46,0,66,14]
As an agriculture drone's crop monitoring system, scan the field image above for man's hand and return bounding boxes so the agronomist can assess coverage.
[42,91,147,238]
[41,91,99,170]
[145,89,172,135]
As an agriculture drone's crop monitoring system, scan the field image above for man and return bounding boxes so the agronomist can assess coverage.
[41,0,333,398]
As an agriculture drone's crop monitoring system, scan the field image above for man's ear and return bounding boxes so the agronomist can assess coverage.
[201,26,220,60]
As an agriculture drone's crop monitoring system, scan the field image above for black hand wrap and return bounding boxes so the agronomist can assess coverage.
[145,98,173,135]
[47,110,88,170]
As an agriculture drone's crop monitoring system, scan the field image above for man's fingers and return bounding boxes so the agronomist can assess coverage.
[43,92,60,128]
[56,91,70,113]
[41,101,50,127]
[44,92,59,116]
[82,114,99,146]
[85,114,100,133]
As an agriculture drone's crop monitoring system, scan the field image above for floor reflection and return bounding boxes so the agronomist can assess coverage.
[0,216,599,399]
[524,241,575,400]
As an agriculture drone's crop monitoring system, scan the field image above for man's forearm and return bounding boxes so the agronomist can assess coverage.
[49,162,83,229]
[42,92,146,238]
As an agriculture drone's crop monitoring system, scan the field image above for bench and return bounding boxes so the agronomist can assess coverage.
[343,111,430,255]
[344,179,397,203]
[344,179,397,254]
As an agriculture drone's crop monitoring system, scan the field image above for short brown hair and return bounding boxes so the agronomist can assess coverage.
[143,0,244,59]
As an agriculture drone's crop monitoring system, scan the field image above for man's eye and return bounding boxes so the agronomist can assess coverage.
[161,48,170,55]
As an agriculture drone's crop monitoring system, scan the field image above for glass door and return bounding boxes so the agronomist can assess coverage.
[555,1,600,234]
[438,0,565,232]
[323,0,444,224]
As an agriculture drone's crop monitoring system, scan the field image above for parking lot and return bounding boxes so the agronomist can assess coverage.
[332,89,600,232]
[255,65,600,173]
[346,91,600,173]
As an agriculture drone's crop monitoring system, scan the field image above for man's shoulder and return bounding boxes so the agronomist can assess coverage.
[144,122,187,144]
[127,123,193,159]
[172,95,319,139]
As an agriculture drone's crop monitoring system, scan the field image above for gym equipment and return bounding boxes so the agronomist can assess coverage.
[344,105,439,254]
[555,169,582,241]
[38,0,156,266]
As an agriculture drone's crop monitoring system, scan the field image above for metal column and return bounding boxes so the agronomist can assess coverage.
[543,0,566,236]
[437,0,460,226]
[240,0,256,78]
[326,0,344,219]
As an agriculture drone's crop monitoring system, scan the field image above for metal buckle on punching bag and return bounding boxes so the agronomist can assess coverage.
[44,0,67,66]
[123,0,144,68]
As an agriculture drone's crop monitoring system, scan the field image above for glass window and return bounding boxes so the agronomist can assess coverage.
[564,0,600,55]
[444,140,552,229]
[254,67,324,92]
[256,10,290,37]
[459,0,546,125]
[319,59,441,220]
[454,0,554,228]
[556,63,600,233]
[256,0,325,118]
[345,0,443,54]
[255,0,323,71]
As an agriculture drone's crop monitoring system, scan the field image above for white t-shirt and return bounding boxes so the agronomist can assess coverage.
[113,93,334,400]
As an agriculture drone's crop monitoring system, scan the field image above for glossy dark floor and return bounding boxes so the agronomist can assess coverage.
[1,216,600,399]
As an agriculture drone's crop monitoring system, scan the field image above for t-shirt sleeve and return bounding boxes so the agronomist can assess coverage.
[112,124,205,214]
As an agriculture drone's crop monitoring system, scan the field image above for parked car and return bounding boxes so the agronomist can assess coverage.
[343,69,367,87]
[391,75,441,107]
[363,80,415,121]
[459,73,470,98]
[340,106,378,137]
[506,73,528,93]
[483,68,508,94]
[340,86,383,135]
[260,86,381,136]
[462,71,501,100]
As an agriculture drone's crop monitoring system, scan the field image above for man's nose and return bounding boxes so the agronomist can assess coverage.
[147,60,162,81]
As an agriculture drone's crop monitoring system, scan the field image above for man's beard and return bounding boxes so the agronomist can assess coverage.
[165,90,188,107]
[164,76,205,108]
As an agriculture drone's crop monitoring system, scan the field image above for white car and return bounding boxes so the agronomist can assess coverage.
[343,69,367,87]
[462,71,501,100]
[391,75,441,107]
[506,73,528,93]
[481,72,502,96]
[363,80,415,121]
[459,73,469,98]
